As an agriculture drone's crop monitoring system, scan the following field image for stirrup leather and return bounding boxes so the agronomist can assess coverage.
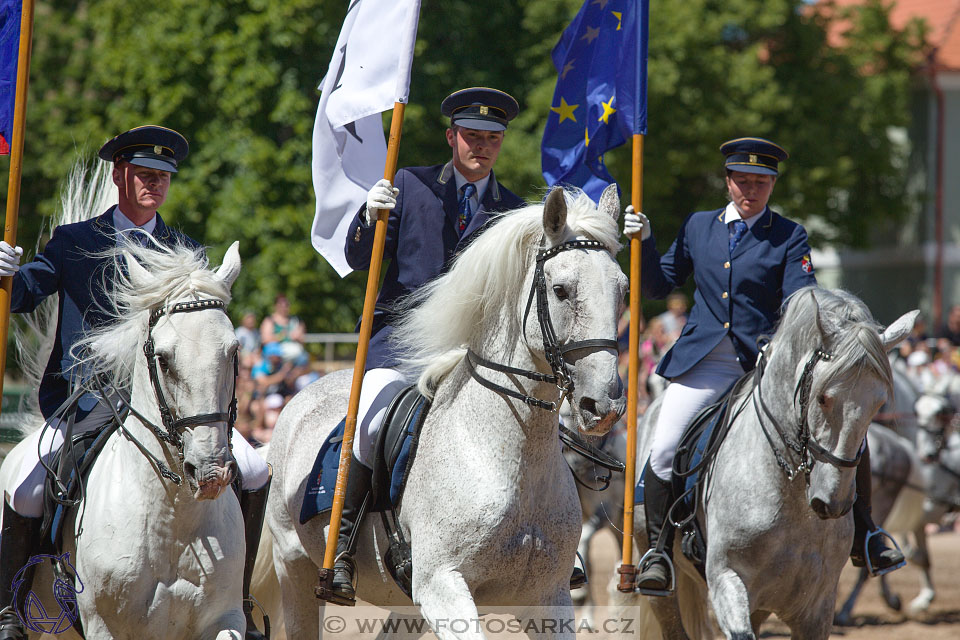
[635,548,676,597]
[863,528,906,577]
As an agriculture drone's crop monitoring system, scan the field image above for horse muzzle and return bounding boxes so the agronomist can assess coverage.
[185,459,237,500]
[576,393,625,436]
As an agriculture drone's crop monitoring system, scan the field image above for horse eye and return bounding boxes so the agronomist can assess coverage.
[157,354,169,371]
[817,394,827,406]
[553,285,569,300]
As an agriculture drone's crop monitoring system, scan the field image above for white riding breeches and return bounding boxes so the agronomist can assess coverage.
[10,399,269,518]
[648,338,744,481]
[353,367,408,468]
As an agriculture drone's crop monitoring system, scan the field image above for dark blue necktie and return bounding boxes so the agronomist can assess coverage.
[130,229,151,247]
[728,219,748,255]
[457,183,477,235]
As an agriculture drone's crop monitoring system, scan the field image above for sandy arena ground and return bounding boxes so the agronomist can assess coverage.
[288,528,960,639]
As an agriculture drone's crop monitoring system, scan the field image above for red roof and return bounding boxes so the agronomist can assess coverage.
[819,0,960,71]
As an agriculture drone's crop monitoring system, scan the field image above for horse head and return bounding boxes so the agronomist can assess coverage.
[796,291,918,519]
[527,185,627,435]
[914,393,953,463]
[123,241,243,499]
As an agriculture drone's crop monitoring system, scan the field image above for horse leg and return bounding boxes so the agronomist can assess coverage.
[648,596,693,640]
[786,598,835,640]
[879,573,901,611]
[572,508,600,613]
[521,588,577,640]
[908,525,934,613]
[707,569,755,640]
[271,527,322,639]
[834,568,869,626]
[414,569,486,640]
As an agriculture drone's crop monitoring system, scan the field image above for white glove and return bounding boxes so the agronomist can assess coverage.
[624,205,651,240]
[363,179,399,225]
[0,241,23,277]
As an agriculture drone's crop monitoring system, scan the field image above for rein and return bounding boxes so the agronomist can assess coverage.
[464,239,617,412]
[753,343,863,483]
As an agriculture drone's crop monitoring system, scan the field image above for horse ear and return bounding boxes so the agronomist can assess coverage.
[598,183,620,222]
[543,187,567,244]
[216,241,242,289]
[881,309,919,352]
[125,251,157,289]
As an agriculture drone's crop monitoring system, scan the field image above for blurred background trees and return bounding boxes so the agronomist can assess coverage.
[0,0,927,336]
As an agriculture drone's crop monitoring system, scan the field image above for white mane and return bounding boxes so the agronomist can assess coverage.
[392,187,621,396]
[71,239,230,391]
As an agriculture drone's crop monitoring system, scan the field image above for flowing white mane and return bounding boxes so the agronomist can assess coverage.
[773,287,893,400]
[392,187,621,395]
[71,239,231,391]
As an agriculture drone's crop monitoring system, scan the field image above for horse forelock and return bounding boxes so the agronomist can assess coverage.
[71,238,230,390]
[776,287,893,402]
[392,187,620,395]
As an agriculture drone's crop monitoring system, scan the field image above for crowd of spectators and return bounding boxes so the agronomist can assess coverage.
[235,294,321,444]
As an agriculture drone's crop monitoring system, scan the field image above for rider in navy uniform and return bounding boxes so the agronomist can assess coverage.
[330,87,526,602]
[625,137,904,595]
[0,126,270,640]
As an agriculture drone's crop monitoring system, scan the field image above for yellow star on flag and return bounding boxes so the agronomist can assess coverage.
[598,96,617,124]
[585,127,591,147]
[592,0,610,8]
[550,97,579,124]
[561,60,576,80]
[612,11,622,30]
[581,25,600,44]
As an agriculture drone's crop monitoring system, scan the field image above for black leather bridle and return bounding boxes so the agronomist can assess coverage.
[464,239,618,412]
[754,344,863,483]
[141,298,239,454]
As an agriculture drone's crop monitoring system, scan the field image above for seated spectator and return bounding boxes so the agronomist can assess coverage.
[250,342,296,442]
[261,294,308,365]
[656,291,688,341]
[235,311,261,369]
[936,304,960,347]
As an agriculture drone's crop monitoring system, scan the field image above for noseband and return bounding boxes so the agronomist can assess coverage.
[140,299,239,454]
[464,239,618,411]
[754,344,863,483]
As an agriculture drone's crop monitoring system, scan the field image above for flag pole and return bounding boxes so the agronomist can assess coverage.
[0,0,37,416]
[618,132,643,591]
[316,102,406,604]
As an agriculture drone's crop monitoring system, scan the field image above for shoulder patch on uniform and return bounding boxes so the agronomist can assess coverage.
[801,254,814,274]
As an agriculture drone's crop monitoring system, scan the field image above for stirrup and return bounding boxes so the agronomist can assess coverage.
[863,528,906,578]
[315,552,358,606]
[635,548,676,597]
[570,551,588,591]
[243,595,271,639]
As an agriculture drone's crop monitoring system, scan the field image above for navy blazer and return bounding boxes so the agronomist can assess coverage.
[640,206,817,379]
[345,162,525,369]
[12,207,200,418]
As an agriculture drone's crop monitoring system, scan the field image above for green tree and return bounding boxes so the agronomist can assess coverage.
[0,0,927,341]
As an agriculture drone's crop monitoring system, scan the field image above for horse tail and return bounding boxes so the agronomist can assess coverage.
[12,159,116,435]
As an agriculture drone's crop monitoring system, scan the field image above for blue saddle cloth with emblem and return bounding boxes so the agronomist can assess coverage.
[300,386,430,524]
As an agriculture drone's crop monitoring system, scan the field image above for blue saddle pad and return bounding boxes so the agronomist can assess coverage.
[300,419,346,524]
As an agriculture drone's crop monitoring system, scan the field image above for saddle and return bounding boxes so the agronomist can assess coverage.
[41,421,120,554]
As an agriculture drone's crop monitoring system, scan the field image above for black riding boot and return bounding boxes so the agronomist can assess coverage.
[636,467,676,595]
[0,500,42,640]
[330,456,373,604]
[239,469,272,640]
[850,443,905,576]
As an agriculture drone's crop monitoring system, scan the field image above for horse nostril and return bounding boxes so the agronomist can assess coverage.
[810,497,828,518]
[225,460,238,481]
[579,396,598,416]
[183,461,197,481]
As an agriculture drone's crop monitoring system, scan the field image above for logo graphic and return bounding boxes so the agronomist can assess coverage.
[801,254,814,274]
[11,553,83,634]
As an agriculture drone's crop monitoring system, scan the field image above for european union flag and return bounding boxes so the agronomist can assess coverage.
[541,0,649,202]
[0,0,22,155]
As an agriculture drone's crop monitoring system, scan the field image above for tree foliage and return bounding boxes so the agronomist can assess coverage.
[0,0,927,333]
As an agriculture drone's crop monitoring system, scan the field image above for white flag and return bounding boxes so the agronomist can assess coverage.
[311,0,421,277]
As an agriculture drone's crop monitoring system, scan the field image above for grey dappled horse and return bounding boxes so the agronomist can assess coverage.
[611,288,916,640]
[265,186,626,640]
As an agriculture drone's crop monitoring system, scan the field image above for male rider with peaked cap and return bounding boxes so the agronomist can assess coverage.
[0,126,270,640]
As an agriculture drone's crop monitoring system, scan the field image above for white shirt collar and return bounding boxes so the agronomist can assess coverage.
[452,167,490,206]
[113,205,158,235]
[723,201,764,230]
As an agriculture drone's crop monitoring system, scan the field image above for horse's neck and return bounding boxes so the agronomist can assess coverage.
[441,312,561,457]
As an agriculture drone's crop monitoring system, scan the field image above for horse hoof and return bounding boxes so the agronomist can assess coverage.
[833,612,853,627]
[886,595,902,612]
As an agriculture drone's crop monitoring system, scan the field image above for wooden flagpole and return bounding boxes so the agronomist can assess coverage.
[318,103,406,596]
[618,132,643,591]
[0,0,37,416]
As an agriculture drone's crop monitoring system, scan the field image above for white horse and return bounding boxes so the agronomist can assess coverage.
[611,288,917,640]
[265,186,626,639]
[1,239,247,639]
